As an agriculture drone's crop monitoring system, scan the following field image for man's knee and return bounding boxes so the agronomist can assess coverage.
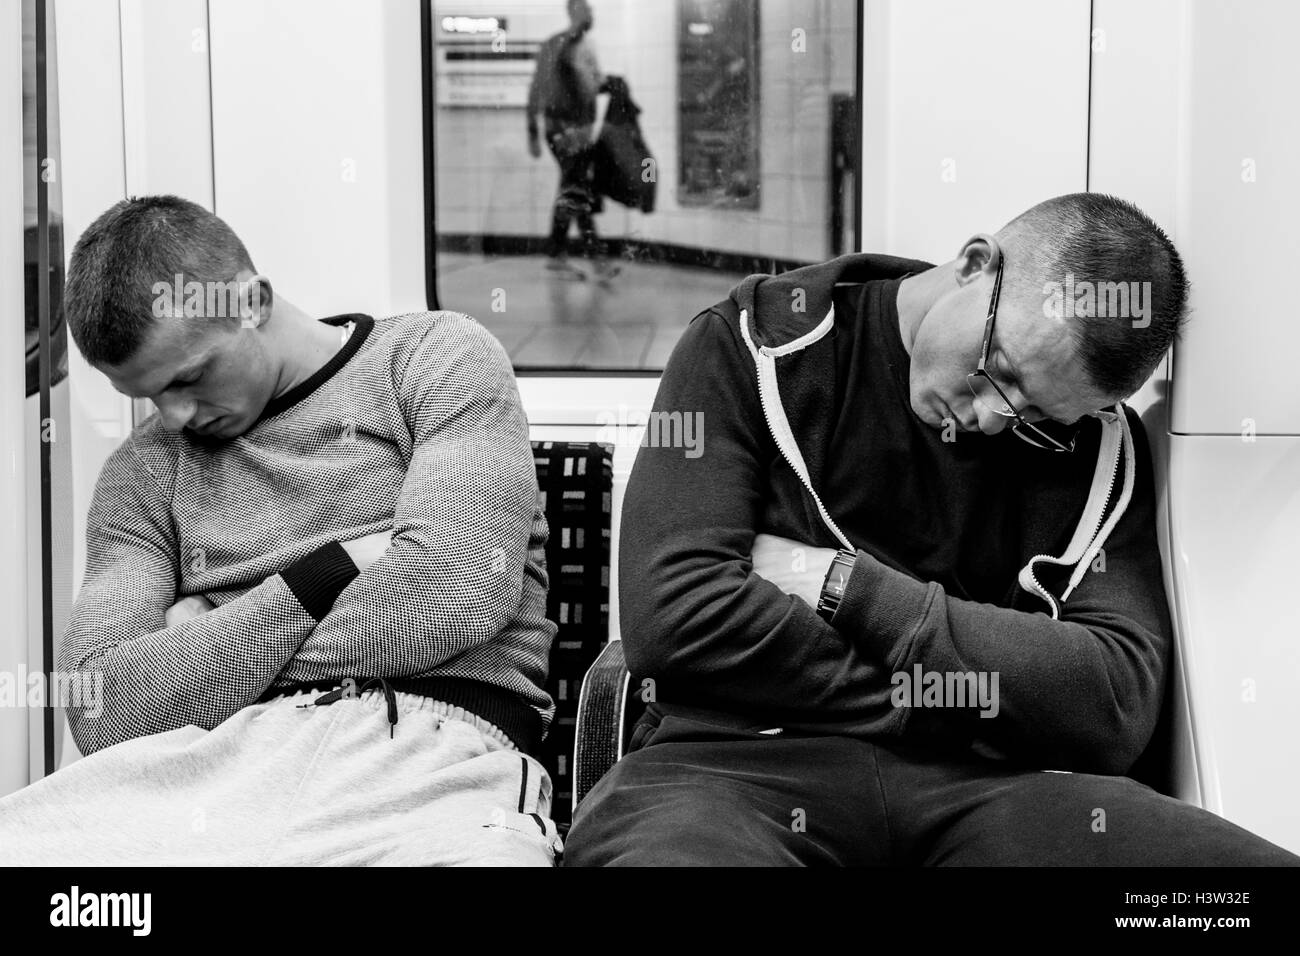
[948,771,1300,866]
[565,752,801,867]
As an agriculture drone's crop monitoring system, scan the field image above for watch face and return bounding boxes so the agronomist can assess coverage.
[829,565,848,596]
[819,551,855,620]
[831,553,855,594]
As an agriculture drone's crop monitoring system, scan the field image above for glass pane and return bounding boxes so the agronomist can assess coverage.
[427,0,860,371]
[21,0,75,780]
[23,0,67,397]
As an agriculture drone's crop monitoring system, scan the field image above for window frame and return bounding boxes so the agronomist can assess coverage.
[419,0,865,377]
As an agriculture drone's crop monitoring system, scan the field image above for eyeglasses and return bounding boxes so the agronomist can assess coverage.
[966,257,1077,453]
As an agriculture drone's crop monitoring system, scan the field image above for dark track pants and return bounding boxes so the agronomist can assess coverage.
[564,705,1300,866]
[545,128,598,258]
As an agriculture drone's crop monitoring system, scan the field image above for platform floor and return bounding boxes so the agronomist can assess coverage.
[433,251,749,370]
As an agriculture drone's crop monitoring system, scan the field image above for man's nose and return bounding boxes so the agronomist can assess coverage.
[971,397,1013,436]
[154,395,197,432]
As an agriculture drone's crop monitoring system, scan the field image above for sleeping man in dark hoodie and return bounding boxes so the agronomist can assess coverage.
[565,193,1300,866]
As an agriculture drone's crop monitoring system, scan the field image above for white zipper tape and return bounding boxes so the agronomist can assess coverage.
[1017,406,1126,617]
[741,308,854,551]
[1063,407,1135,600]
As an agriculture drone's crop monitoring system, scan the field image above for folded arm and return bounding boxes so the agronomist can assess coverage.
[829,409,1172,774]
[278,315,538,682]
[619,309,900,730]
[58,443,335,755]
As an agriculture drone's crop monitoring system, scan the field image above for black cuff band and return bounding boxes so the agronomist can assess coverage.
[281,540,360,622]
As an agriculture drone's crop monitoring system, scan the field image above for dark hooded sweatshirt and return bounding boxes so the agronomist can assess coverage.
[619,254,1172,776]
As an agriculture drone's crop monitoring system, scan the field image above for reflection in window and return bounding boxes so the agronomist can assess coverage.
[23,0,67,395]
[677,0,760,209]
[426,0,860,371]
[22,0,75,780]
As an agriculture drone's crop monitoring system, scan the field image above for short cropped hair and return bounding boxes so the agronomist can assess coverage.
[998,193,1189,399]
[64,195,255,367]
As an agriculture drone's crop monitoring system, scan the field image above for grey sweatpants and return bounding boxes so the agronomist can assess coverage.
[0,688,562,866]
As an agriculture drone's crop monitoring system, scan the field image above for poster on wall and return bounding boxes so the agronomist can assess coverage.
[677,0,760,209]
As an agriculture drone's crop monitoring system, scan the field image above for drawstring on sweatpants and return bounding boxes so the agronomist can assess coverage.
[297,677,399,738]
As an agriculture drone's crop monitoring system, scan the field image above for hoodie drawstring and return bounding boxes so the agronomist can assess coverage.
[297,677,399,738]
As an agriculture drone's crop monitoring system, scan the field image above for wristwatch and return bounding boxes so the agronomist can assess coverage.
[816,548,857,622]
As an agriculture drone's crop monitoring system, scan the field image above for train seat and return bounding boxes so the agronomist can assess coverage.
[529,440,615,830]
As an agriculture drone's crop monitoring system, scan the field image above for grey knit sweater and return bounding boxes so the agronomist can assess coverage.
[60,311,556,756]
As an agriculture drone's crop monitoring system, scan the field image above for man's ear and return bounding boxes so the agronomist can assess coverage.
[953,234,1000,287]
[237,272,274,329]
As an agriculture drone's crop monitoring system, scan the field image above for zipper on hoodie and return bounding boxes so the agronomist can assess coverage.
[755,364,828,526]
[740,308,855,551]
[1021,416,1123,614]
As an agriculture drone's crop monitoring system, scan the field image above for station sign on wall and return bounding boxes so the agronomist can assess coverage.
[435,13,538,109]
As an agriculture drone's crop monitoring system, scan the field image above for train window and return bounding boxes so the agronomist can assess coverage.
[423,0,862,371]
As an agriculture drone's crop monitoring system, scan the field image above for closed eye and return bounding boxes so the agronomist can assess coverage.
[994,353,1046,417]
[169,369,204,391]
[992,351,1019,392]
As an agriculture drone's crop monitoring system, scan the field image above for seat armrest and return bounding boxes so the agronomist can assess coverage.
[572,640,631,817]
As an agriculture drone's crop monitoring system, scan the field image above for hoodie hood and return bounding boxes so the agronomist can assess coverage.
[731,253,926,350]
[728,253,1136,620]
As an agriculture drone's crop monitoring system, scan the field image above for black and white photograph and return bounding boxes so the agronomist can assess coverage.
[1,0,1297,934]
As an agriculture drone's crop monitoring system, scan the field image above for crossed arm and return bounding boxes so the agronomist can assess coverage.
[61,317,537,755]
[621,308,1173,775]
[162,530,392,626]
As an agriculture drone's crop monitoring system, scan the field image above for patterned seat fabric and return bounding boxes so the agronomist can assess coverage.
[531,440,613,829]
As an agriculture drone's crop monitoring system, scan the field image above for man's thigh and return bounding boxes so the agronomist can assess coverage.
[877,744,1300,866]
[265,694,561,867]
[0,692,563,867]
[565,711,890,866]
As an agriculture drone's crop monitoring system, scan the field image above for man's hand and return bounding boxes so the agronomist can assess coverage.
[164,594,213,627]
[551,125,593,158]
[750,533,839,610]
[528,131,542,159]
[340,529,393,573]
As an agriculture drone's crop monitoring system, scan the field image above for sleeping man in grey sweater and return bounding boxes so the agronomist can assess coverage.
[0,194,562,866]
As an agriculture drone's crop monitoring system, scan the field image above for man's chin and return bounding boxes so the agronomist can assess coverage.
[187,414,244,443]
[913,397,976,433]
[939,402,973,431]
[911,397,946,430]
